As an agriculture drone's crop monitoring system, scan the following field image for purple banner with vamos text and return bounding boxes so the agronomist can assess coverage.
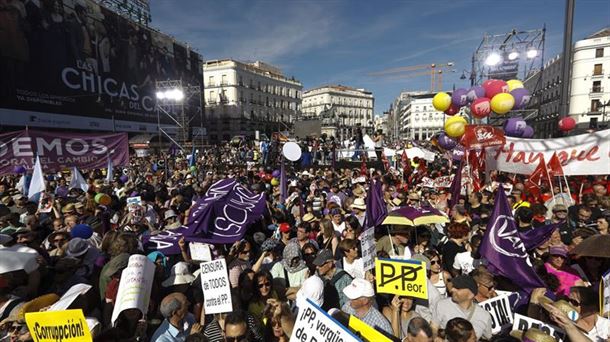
[0,130,129,175]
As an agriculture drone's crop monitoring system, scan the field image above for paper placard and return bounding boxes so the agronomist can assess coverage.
[49,283,92,312]
[375,258,428,300]
[111,255,155,326]
[189,242,212,262]
[200,259,232,314]
[360,228,376,272]
[478,293,514,334]
[38,192,54,213]
[25,309,92,342]
[126,196,142,207]
[290,298,361,342]
[512,313,566,342]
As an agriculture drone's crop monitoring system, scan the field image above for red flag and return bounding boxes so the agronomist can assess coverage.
[547,153,564,177]
[468,150,483,192]
[360,157,367,176]
[401,150,411,175]
[526,156,549,198]
[381,152,390,172]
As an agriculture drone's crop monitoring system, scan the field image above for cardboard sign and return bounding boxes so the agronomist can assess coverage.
[478,293,514,334]
[602,269,610,317]
[290,298,361,342]
[375,258,428,300]
[348,314,392,342]
[360,228,376,272]
[25,309,92,342]
[189,242,212,262]
[111,255,155,326]
[49,284,92,312]
[512,314,566,342]
[200,259,233,314]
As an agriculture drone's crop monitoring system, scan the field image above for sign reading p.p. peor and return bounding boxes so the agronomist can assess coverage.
[375,258,428,299]
[25,309,92,342]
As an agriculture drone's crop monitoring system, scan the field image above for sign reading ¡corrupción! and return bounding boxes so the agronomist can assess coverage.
[0,130,128,175]
[375,258,428,300]
[25,309,92,342]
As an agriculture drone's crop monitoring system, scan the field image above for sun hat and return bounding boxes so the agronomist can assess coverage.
[71,224,93,239]
[350,198,366,210]
[74,202,85,209]
[164,210,177,220]
[342,278,375,300]
[302,213,319,223]
[162,262,196,287]
[66,238,90,257]
[296,275,324,307]
[549,245,568,258]
[61,203,76,213]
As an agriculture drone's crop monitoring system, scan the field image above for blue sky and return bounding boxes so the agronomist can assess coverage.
[150,0,610,115]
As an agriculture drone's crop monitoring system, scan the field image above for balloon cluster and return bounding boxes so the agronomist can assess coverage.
[258,170,282,186]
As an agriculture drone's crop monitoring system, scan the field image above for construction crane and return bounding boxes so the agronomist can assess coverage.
[368,62,456,92]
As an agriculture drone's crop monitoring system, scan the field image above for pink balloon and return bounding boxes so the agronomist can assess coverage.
[558,117,576,132]
[470,98,491,119]
[484,80,509,99]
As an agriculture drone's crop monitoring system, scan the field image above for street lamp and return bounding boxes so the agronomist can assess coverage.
[508,51,520,60]
[526,49,538,59]
[485,53,502,66]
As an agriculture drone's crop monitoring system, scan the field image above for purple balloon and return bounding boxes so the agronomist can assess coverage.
[504,117,527,137]
[452,145,465,161]
[451,88,469,107]
[119,175,129,183]
[271,170,281,178]
[510,88,531,110]
[466,86,486,102]
[13,165,26,174]
[438,133,458,150]
[522,125,534,138]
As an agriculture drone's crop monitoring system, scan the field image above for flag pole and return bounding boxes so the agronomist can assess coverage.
[542,156,556,204]
[562,175,572,205]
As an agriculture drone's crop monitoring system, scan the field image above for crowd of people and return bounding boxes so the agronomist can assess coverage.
[0,139,609,342]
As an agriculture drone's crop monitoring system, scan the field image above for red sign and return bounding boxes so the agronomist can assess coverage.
[460,125,505,149]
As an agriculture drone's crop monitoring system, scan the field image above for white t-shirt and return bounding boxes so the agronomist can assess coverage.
[343,257,365,279]
[332,221,346,234]
[585,316,610,342]
[453,251,475,275]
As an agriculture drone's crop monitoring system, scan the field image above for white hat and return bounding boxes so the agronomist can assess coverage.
[162,262,196,287]
[301,171,313,177]
[186,174,193,180]
[350,198,366,210]
[297,275,324,307]
[343,278,375,300]
[352,176,366,184]
[164,210,177,220]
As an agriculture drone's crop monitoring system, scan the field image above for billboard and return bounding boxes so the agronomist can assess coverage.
[0,0,202,131]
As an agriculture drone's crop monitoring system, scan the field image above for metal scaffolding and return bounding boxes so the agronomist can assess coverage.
[155,80,202,151]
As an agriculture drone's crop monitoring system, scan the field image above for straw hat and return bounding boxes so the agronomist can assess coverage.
[302,213,319,223]
[350,198,366,210]
[510,328,556,342]
[162,262,196,287]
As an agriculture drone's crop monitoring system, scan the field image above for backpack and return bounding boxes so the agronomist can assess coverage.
[321,270,352,311]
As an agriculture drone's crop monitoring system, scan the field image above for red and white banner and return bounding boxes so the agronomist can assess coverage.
[486,130,610,176]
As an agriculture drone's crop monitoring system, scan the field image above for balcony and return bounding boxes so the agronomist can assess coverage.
[590,86,603,94]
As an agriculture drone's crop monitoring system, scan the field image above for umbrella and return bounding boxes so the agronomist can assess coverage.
[571,234,610,258]
[382,206,449,226]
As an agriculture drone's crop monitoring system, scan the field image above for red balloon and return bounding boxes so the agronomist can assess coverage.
[444,104,460,116]
[558,117,576,132]
[482,79,497,89]
[470,98,492,118]
[265,174,273,182]
[484,80,509,99]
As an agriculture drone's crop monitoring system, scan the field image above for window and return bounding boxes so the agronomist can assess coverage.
[592,81,602,92]
[238,76,243,86]
[209,91,215,103]
[208,76,214,87]
[591,99,601,112]
[221,75,227,85]
[595,48,604,58]
[220,90,227,103]
[593,64,602,76]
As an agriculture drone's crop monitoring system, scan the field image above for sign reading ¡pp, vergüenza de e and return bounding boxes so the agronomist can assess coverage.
[25,309,92,342]
[290,298,360,342]
[375,258,428,300]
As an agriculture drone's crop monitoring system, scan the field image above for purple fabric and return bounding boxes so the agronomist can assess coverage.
[448,161,463,208]
[480,186,545,292]
[143,178,266,254]
[365,179,387,229]
[387,205,445,221]
[0,130,129,175]
[519,223,558,251]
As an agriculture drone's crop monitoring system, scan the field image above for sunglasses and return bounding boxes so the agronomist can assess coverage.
[479,283,495,290]
[430,260,439,265]
[567,298,581,306]
[53,238,67,243]
[257,282,271,289]
[240,249,251,254]
[225,334,248,342]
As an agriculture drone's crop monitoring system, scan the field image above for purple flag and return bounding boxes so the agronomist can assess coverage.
[280,158,287,202]
[479,185,545,292]
[143,179,266,254]
[365,179,387,229]
[448,160,463,209]
[519,223,559,251]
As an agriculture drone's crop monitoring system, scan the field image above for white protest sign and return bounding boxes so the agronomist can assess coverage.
[512,313,566,342]
[126,196,142,207]
[49,283,92,312]
[200,259,232,314]
[189,242,212,262]
[360,228,376,272]
[421,175,454,188]
[290,298,361,342]
[602,269,610,317]
[111,255,155,326]
[478,293,514,334]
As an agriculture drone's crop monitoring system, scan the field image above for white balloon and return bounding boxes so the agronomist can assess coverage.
[282,142,302,161]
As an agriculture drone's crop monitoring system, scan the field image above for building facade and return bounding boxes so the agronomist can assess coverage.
[524,55,562,138]
[301,85,374,139]
[393,91,449,140]
[203,60,302,142]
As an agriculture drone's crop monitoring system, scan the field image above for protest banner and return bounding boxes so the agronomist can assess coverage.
[126,196,142,207]
[485,129,610,176]
[0,130,129,175]
[421,175,454,188]
[602,269,610,317]
[360,228,376,272]
[189,242,212,262]
[512,314,566,342]
[25,309,92,342]
[111,255,155,326]
[478,293,515,334]
[375,258,428,300]
[49,284,92,312]
[200,259,233,314]
[290,298,361,342]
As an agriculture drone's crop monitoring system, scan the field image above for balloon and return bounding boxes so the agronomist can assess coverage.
[95,193,111,206]
[466,86,486,102]
[432,92,452,112]
[265,174,273,182]
[444,116,468,138]
[470,98,492,119]
[13,165,26,174]
[438,133,458,150]
[119,175,129,183]
[270,178,280,186]
[282,142,302,161]
[272,170,280,178]
[444,104,460,116]
[482,79,497,89]
[503,117,527,137]
[507,79,524,91]
[510,88,531,110]
[451,88,469,107]
[484,79,509,99]
[190,165,197,173]
[558,117,576,132]
[522,125,534,138]
[490,93,515,114]
[452,145,465,161]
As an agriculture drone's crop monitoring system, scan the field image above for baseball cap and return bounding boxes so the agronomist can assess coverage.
[71,224,93,239]
[279,223,291,233]
[342,278,375,300]
[451,275,478,295]
[312,249,334,266]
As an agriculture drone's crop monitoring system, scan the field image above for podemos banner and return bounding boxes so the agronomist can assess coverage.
[0,130,128,175]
